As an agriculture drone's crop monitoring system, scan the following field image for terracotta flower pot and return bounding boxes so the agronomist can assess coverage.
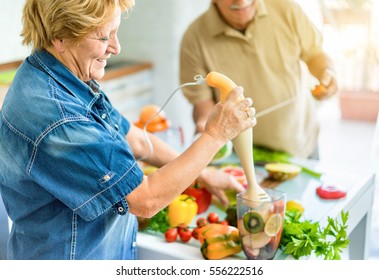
[339,91,379,122]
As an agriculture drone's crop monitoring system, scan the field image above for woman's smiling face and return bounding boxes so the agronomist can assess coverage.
[50,7,122,82]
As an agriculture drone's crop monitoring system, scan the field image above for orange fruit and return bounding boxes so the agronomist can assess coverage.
[135,104,170,132]
[312,84,326,96]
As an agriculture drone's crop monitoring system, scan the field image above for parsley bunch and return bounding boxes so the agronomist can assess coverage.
[142,207,170,234]
[280,210,349,260]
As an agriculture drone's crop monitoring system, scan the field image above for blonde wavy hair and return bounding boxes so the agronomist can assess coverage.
[21,0,135,50]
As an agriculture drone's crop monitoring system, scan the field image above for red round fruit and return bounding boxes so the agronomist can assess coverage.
[177,223,188,235]
[196,217,208,227]
[179,228,192,242]
[219,220,229,226]
[207,212,219,223]
[164,228,178,242]
[192,227,202,240]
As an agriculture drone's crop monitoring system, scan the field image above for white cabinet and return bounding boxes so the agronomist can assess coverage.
[99,62,154,123]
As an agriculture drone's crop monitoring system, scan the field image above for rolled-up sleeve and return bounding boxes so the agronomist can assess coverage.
[30,116,143,221]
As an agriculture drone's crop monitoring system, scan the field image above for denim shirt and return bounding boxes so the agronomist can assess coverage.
[0,50,144,259]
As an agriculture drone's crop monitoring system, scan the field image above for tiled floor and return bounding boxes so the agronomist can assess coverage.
[316,97,379,260]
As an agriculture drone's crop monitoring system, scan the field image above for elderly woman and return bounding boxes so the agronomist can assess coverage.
[0,0,256,259]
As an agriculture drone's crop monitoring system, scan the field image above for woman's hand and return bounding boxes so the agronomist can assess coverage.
[197,167,244,207]
[203,86,256,144]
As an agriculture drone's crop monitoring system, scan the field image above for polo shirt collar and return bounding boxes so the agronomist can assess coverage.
[205,0,268,37]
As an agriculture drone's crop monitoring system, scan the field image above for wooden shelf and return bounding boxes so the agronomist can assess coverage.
[100,61,153,81]
[0,60,22,72]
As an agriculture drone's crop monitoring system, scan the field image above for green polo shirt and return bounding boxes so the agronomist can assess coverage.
[180,0,324,158]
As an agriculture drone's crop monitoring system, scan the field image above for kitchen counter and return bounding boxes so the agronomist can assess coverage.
[136,158,376,260]
[100,60,153,81]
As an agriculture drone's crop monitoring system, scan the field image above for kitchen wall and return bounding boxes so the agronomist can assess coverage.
[0,0,30,64]
[115,0,210,145]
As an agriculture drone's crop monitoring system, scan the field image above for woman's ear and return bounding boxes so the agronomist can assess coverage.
[50,38,65,53]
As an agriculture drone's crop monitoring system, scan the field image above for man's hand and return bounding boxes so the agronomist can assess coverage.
[312,69,338,100]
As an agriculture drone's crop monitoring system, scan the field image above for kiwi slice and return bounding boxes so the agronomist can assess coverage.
[243,211,265,233]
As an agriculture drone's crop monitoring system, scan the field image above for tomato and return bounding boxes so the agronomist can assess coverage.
[177,223,188,235]
[207,212,219,223]
[179,228,192,242]
[164,228,178,243]
[192,227,202,240]
[219,220,229,226]
[196,217,208,227]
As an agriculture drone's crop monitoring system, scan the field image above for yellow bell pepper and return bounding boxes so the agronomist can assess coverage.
[167,194,198,227]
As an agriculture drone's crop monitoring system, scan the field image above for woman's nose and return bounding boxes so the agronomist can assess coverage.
[107,36,121,55]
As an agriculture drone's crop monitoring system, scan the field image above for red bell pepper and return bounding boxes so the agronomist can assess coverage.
[183,181,212,214]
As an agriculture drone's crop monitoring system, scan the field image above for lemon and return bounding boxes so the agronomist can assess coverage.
[286,200,304,213]
[142,165,158,175]
[264,214,282,237]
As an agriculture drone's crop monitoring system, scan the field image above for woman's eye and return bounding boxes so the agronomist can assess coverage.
[99,36,110,42]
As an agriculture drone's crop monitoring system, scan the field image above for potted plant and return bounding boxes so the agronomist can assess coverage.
[322,0,378,122]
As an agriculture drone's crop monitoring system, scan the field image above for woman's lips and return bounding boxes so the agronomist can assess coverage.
[97,59,107,68]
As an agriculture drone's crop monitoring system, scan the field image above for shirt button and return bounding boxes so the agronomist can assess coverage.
[132,241,136,247]
[114,124,119,130]
[118,206,124,213]
[103,174,111,181]
[101,113,107,119]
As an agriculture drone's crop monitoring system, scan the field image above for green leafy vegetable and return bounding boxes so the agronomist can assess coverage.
[253,146,291,163]
[253,146,322,178]
[142,207,170,234]
[280,210,349,260]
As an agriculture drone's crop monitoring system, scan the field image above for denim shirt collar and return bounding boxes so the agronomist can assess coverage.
[28,49,101,109]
